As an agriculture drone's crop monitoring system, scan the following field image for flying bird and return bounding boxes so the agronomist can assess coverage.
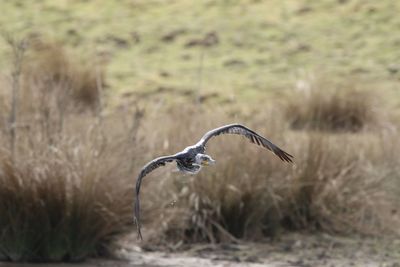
[134,123,293,239]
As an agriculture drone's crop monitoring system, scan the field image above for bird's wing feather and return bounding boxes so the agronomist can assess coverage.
[198,123,293,162]
[134,155,178,240]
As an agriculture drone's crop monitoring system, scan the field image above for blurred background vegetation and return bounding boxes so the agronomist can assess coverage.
[0,0,399,263]
[1,0,400,105]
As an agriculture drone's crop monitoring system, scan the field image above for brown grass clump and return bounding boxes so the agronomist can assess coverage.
[22,37,102,109]
[0,107,138,262]
[0,126,133,262]
[284,78,381,132]
[0,36,103,145]
[0,37,138,262]
[282,132,400,235]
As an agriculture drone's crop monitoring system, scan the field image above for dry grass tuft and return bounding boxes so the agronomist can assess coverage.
[22,37,102,109]
[0,130,132,262]
[0,38,138,262]
[282,132,400,235]
[284,78,381,132]
[0,109,138,262]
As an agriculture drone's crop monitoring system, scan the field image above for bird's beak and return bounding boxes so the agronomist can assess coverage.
[202,159,216,166]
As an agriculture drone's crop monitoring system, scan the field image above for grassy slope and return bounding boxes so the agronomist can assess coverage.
[0,0,399,104]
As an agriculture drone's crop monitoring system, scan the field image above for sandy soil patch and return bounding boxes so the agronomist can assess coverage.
[1,233,399,267]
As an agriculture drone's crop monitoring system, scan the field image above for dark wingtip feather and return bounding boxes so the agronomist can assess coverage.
[134,216,143,241]
[137,228,143,240]
[274,149,294,163]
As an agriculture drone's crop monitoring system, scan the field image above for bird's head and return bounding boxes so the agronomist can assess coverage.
[195,154,216,166]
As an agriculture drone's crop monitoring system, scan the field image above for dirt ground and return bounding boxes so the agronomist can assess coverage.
[3,233,398,267]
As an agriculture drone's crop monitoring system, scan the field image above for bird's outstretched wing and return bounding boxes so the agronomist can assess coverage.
[197,123,293,162]
[134,155,178,240]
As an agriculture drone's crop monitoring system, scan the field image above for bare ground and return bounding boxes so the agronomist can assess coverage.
[3,233,397,267]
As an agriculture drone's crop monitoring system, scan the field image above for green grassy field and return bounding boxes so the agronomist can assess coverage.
[1,0,400,104]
